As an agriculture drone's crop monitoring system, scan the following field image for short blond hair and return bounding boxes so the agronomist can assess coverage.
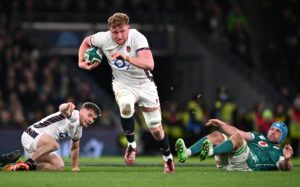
[108,13,129,28]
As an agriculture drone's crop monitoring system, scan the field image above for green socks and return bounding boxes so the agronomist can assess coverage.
[189,137,208,155]
[189,137,234,156]
[213,140,234,155]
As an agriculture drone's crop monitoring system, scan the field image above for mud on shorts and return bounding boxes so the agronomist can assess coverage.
[216,139,252,171]
[112,81,162,128]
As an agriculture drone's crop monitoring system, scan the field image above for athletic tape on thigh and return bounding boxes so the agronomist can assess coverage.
[142,109,162,128]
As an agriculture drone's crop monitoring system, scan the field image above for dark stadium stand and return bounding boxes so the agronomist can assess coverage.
[0,0,299,156]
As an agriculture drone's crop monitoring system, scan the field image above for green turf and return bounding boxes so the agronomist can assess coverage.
[1,157,300,187]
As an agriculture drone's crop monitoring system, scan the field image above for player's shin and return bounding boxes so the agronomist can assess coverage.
[121,116,138,165]
[157,135,173,160]
[213,140,234,155]
[190,137,208,155]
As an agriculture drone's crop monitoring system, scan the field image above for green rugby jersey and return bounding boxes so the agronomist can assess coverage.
[246,132,284,171]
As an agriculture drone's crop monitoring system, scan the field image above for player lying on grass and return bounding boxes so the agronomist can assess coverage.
[6,102,101,171]
[175,119,293,171]
[0,150,21,170]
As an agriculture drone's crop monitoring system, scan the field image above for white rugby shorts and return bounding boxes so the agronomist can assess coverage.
[112,81,160,108]
[21,131,43,157]
[224,140,252,171]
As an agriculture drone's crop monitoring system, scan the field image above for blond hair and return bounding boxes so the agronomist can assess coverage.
[108,13,129,28]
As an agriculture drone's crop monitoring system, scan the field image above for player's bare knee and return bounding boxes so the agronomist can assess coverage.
[149,126,164,140]
[121,103,133,117]
[56,162,65,171]
[118,101,134,118]
[207,131,225,145]
[208,131,222,138]
[51,155,64,171]
[117,93,135,118]
[51,141,60,151]
[230,133,244,149]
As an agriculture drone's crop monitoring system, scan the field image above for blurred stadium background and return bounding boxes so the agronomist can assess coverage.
[0,0,300,158]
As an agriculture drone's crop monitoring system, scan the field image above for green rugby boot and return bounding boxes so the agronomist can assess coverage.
[175,138,187,163]
[200,139,212,161]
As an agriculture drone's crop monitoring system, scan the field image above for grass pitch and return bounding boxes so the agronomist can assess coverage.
[1,157,300,187]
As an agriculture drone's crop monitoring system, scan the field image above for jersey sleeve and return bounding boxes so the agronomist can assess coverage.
[250,132,257,140]
[71,127,82,141]
[68,110,82,141]
[276,156,285,169]
[90,32,105,48]
[69,110,79,123]
[133,30,149,51]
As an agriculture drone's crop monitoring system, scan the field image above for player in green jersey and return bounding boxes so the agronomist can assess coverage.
[175,119,293,171]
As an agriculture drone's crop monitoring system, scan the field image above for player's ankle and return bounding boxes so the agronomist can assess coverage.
[128,141,137,149]
[186,149,192,157]
[163,154,173,162]
[25,158,37,170]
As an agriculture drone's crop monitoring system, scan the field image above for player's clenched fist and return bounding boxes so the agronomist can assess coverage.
[79,61,100,71]
[283,144,293,160]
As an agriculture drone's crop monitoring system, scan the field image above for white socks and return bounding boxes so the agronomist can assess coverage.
[128,141,137,149]
[163,154,173,161]
[186,149,192,157]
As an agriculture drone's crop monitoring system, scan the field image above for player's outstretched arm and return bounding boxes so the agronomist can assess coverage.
[78,36,100,71]
[59,102,75,118]
[279,144,293,171]
[71,140,80,172]
[205,119,252,141]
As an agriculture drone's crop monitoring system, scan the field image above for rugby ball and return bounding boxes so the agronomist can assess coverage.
[84,47,102,64]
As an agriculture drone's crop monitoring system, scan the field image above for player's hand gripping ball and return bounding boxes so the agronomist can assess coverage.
[84,47,103,64]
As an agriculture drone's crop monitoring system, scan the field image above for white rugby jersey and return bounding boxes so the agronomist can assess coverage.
[91,29,153,85]
[29,110,82,141]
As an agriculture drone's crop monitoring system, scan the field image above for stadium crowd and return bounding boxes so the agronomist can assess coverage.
[2,0,299,92]
[0,0,299,156]
[134,87,300,157]
[0,13,110,129]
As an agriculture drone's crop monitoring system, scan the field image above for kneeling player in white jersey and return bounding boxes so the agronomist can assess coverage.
[78,13,175,173]
[7,102,101,171]
[175,119,293,171]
